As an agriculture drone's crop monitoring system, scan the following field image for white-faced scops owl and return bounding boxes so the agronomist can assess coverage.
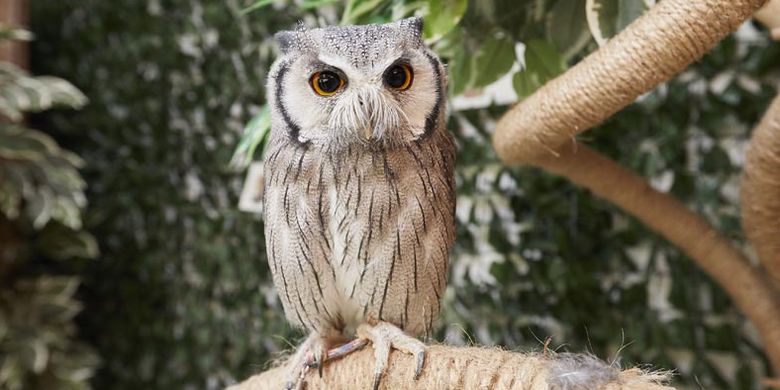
[263,17,455,389]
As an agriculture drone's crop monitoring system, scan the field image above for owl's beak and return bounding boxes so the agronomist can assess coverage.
[354,90,380,140]
[361,125,373,140]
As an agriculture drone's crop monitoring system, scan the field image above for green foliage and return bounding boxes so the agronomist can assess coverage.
[0,63,87,122]
[31,1,300,388]
[587,0,649,43]
[230,105,270,170]
[0,277,99,390]
[513,40,565,98]
[29,1,780,389]
[0,125,87,229]
[0,31,98,390]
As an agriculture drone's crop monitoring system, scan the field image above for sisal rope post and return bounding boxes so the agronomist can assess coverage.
[755,0,780,40]
[742,95,780,286]
[493,0,768,165]
[532,145,780,372]
[229,345,673,389]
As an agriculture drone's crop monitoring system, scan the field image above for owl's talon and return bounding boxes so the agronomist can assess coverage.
[358,322,427,389]
[284,333,327,390]
[414,350,425,380]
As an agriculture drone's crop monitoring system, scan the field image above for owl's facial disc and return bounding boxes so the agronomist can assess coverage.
[270,17,445,148]
[323,63,406,142]
[298,54,439,146]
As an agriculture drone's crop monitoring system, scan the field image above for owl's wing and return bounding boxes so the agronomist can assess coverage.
[262,138,338,333]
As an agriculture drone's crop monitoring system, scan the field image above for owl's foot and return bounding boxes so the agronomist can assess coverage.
[305,338,369,368]
[283,333,327,390]
[357,322,426,390]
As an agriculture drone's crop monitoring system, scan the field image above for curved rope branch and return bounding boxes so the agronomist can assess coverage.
[742,95,780,285]
[755,0,780,39]
[229,345,672,389]
[493,0,767,164]
[530,144,780,373]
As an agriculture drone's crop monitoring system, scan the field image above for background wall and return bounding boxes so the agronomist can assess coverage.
[26,0,780,389]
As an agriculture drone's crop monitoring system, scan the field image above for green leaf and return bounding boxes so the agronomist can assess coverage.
[0,63,87,121]
[0,26,33,42]
[547,0,592,61]
[423,0,468,42]
[390,1,427,21]
[231,105,271,170]
[513,40,566,98]
[616,0,646,32]
[448,44,474,96]
[512,70,537,99]
[37,224,99,261]
[342,0,386,24]
[239,0,277,15]
[587,0,646,43]
[525,39,566,78]
[299,0,340,10]
[472,36,516,88]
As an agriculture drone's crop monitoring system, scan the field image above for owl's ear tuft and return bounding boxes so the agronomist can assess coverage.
[397,17,424,38]
[274,31,298,54]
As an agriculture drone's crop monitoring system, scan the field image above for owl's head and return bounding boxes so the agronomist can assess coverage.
[267,17,445,150]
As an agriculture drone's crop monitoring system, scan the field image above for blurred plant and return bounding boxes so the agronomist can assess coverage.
[31,2,303,388]
[0,25,98,390]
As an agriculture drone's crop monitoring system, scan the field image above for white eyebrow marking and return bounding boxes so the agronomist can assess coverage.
[317,54,355,73]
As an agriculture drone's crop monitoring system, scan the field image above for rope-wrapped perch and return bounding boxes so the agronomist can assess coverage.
[755,0,780,40]
[493,0,768,164]
[742,95,780,285]
[532,144,780,372]
[228,345,672,389]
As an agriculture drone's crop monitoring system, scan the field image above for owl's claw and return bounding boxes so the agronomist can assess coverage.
[357,322,427,389]
[283,333,326,390]
[414,350,426,379]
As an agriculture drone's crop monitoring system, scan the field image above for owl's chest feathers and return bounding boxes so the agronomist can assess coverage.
[265,135,455,332]
[321,152,413,318]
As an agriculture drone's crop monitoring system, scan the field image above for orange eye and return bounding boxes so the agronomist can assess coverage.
[384,63,413,91]
[310,71,344,96]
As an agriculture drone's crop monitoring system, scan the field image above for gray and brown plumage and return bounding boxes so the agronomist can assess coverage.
[263,17,455,388]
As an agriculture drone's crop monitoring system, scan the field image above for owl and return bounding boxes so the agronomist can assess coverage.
[263,17,456,389]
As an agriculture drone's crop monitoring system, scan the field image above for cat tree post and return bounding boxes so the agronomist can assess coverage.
[742,96,780,287]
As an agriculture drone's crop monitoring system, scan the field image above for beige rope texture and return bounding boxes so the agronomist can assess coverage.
[229,345,673,390]
[742,95,780,285]
[493,0,768,164]
[755,0,780,40]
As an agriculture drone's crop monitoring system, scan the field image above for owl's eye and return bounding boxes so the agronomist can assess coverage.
[384,64,413,91]
[310,71,344,96]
